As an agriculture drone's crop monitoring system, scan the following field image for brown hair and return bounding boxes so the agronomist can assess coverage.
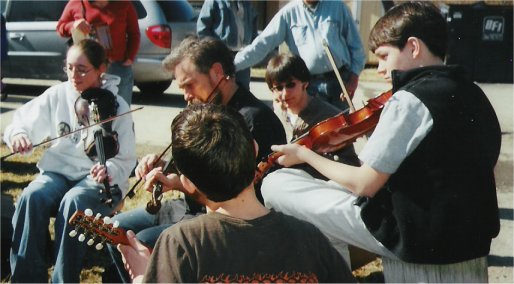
[265,53,311,90]
[69,39,108,69]
[369,1,447,60]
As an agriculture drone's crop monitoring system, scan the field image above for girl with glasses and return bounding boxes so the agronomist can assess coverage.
[4,39,136,283]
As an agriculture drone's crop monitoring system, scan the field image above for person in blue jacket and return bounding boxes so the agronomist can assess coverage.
[197,0,257,90]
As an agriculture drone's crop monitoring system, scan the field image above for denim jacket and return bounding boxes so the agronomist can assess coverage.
[197,0,257,51]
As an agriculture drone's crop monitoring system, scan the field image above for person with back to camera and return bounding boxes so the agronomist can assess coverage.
[197,0,258,90]
[4,39,136,283]
[259,2,501,279]
[102,36,287,283]
[117,103,356,283]
[57,0,140,106]
[235,0,366,112]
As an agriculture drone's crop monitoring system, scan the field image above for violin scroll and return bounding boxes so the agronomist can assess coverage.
[145,156,179,214]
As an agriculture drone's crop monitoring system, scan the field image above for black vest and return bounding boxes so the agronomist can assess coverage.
[360,66,501,264]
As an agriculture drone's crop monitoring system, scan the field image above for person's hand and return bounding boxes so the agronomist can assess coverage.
[143,167,183,193]
[90,163,111,183]
[72,19,91,35]
[271,143,309,167]
[10,133,33,155]
[118,230,151,283]
[135,154,164,180]
[344,73,359,100]
[122,59,133,67]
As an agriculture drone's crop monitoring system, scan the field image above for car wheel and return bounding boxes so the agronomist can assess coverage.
[136,81,172,95]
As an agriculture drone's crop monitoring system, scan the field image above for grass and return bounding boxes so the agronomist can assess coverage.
[0,143,383,283]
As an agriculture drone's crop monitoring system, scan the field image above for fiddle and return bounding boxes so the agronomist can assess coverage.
[75,87,120,206]
[254,90,393,182]
[145,156,179,214]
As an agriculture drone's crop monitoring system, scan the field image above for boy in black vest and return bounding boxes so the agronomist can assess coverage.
[260,0,501,274]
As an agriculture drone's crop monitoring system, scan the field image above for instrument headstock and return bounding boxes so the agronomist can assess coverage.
[68,209,129,250]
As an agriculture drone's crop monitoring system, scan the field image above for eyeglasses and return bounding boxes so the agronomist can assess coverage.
[63,66,93,77]
[271,81,297,92]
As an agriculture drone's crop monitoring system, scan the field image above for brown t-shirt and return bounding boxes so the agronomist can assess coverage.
[143,210,355,283]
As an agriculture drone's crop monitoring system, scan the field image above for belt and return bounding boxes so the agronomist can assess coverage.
[312,66,349,81]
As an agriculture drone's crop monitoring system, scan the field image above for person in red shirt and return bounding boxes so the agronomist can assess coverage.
[58,0,140,105]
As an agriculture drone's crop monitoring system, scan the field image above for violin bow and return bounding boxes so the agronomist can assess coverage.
[122,141,173,201]
[321,39,356,113]
[1,106,143,161]
[205,75,231,104]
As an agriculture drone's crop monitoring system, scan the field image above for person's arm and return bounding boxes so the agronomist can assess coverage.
[124,2,140,64]
[234,11,287,71]
[56,1,79,37]
[3,87,54,153]
[196,0,217,37]
[273,143,390,197]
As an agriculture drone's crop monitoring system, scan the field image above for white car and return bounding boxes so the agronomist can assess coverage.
[1,0,198,96]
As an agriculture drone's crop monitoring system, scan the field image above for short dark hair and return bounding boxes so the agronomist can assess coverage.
[265,53,311,89]
[369,1,447,60]
[171,104,255,202]
[162,36,235,78]
[69,39,108,69]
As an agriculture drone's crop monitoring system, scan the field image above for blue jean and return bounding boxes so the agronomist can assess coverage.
[107,61,134,106]
[10,172,121,283]
[106,199,199,282]
[307,76,350,113]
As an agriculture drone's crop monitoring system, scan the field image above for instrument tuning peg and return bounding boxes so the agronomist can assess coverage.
[103,216,112,225]
[95,243,104,250]
[113,220,120,228]
[69,229,78,238]
[94,213,102,221]
[78,233,86,242]
[85,208,94,216]
[87,238,95,246]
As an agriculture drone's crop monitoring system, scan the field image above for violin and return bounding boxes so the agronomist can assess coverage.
[75,87,120,206]
[145,156,179,214]
[254,90,393,182]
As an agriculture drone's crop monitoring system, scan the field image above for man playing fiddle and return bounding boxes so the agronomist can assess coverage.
[260,1,501,280]
[104,36,286,282]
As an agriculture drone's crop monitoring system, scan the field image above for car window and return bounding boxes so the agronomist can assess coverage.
[157,0,194,22]
[6,1,67,22]
[131,1,147,20]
